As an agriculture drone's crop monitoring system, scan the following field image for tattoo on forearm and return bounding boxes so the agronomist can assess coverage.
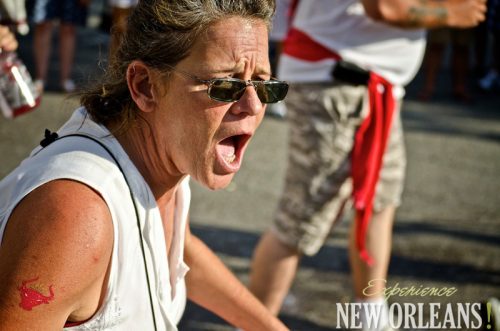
[18,277,55,311]
[408,0,448,27]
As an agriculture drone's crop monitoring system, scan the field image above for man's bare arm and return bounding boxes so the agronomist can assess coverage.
[363,0,487,28]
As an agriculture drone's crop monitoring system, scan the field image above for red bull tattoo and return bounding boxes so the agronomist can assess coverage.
[18,277,54,311]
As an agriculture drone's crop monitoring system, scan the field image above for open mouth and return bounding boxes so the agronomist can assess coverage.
[215,133,252,173]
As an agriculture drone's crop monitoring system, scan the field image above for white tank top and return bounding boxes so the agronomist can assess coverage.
[0,107,190,330]
[278,0,426,86]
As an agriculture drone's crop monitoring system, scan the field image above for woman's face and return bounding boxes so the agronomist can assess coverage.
[151,17,270,190]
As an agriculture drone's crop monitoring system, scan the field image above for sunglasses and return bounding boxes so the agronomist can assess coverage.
[167,65,289,104]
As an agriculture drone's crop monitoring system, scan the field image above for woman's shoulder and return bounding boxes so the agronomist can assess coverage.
[0,179,114,327]
[9,178,113,253]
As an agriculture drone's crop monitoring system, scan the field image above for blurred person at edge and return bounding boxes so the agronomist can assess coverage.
[0,1,289,330]
[477,0,500,91]
[249,0,486,330]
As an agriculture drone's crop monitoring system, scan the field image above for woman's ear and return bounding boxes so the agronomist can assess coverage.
[126,60,158,113]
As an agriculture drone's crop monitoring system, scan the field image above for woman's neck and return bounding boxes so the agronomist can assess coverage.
[114,124,183,202]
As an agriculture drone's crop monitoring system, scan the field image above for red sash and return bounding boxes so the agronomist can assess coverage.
[351,73,395,265]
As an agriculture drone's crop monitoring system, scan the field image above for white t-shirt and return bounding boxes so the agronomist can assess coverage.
[270,0,292,42]
[278,0,426,86]
[0,108,190,330]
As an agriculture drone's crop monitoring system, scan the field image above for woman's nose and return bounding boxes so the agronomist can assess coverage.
[230,85,264,116]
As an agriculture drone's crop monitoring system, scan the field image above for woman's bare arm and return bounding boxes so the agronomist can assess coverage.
[0,180,113,330]
[184,224,288,331]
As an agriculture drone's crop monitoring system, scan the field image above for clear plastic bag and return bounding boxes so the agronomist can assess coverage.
[0,51,41,119]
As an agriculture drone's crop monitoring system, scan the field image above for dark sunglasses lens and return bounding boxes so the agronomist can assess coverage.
[257,82,289,103]
[209,79,246,102]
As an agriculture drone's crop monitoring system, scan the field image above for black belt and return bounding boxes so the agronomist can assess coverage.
[331,60,370,86]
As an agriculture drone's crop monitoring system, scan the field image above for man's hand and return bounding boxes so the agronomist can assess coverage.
[0,25,18,52]
[445,0,487,28]
[364,0,487,29]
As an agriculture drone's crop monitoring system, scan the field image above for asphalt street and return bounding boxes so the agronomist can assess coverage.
[0,26,499,331]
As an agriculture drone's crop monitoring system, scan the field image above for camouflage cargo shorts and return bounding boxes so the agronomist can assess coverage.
[271,82,406,256]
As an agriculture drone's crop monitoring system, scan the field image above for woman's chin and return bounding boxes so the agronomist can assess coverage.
[202,173,235,191]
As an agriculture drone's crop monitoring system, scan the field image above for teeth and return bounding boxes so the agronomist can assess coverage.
[224,154,236,164]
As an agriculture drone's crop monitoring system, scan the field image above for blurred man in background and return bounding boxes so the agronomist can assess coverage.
[250,0,486,330]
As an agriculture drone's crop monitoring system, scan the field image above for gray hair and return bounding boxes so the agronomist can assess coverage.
[81,0,276,133]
